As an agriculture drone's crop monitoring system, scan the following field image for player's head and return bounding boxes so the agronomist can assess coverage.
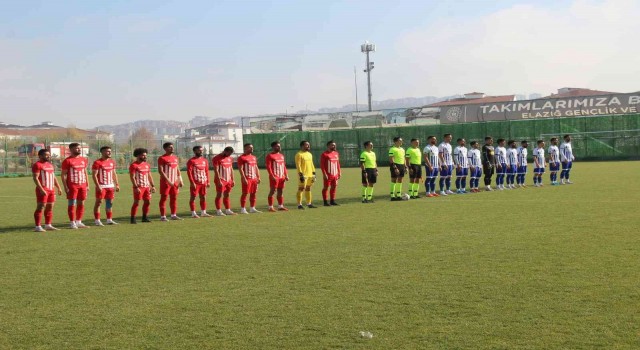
[68,142,81,156]
[550,137,558,146]
[363,141,373,150]
[427,135,437,145]
[270,141,281,153]
[485,136,493,145]
[521,140,528,148]
[497,138,505,147]
[508,140,516,148]
[537,139,545,148]
[163,142,174,154]
[470,141,479,149]
[37,149,50,162]
[99,146,112,158]
[457,138,466,147]
[393,136,403,146]
[222,146,234,157]
[300,140,310,151]
[563,134,571,142]
[410,138,419,148]
[443,133,452,143]
[133,148,148,162]
[192,146,204,157]
[243,143,253,155]
[326,140,336,151]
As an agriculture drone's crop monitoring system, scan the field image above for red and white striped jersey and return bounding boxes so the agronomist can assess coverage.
[61,156,88,186]
[265,152,287,180]
[320,150,340,179]
[187,157,209,185]
[237,154,259,180]
[158,154,179,184]
[129,161,151,188]
[92,158,116,186]
[212,154,233,183]
[32,161,56,190]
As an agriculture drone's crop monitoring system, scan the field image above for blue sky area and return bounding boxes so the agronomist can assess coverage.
[1,0,636,127]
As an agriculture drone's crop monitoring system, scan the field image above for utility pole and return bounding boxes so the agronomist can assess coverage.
[361,41,376,112]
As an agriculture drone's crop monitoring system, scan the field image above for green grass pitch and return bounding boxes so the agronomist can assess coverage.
[1,162,639,349]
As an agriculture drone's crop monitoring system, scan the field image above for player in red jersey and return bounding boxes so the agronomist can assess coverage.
[320,140,342,206]
[186,146,211,218]
[158,142,184,221]
[265,141,289,212]
[32,149,63,232]
[129,148,156,224]
[91,146,120,226]
[61,142,90,229]
[237,143,262,214]
[212,147,236,216]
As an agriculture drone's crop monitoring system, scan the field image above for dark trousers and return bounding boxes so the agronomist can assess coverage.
[483,164,494,186]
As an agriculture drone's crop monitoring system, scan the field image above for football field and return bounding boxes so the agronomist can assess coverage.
[0,161,639,349]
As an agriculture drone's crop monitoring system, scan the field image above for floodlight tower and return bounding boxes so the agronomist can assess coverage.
[361,41,376,112]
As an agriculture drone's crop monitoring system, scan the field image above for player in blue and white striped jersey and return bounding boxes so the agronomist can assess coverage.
[548,137,561,185]
[423,136,440,197]
[494,139,508,190]
[506,140,519,189]
[467,141,482,193]
[438,134,454,195]
[533,140,546,187]
[453,138,469,194]
[516,141,529,187]
[559,134,575,184]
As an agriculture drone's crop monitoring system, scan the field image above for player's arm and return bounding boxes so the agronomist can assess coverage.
[176,159,184,187]
[83,163,90,191]
[256,163,261,183]
[212,159,221,185]
[238,159,247,184]
[112,168,120,192]
[423,150,432,169]
[295,153,304,181]
[60,160,69,193]
[320,154,328,179]
[129,168,137,188]
[559,145,567,163]
[91,163,100,189]
[337,156,341,178]
[53,175,62,195]
[206,160,211,187]
[265,156,275,180]
[32,169,45,195]
[186,160,196,186]
[157,159,172,185]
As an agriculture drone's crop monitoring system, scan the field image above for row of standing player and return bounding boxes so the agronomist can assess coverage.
[358,134,576,203]
[30,140,342,231]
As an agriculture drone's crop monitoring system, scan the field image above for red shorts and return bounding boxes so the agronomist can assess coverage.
[190,184,208,197]
[215,181,234,193]
[269,177,286,190]
[133,187,152,201]
[323,178,339,188]
[36,188,56,204]
[95,187,115,200]
[159,182,180,196]
[66,185,88,200]
[242,179,259,194]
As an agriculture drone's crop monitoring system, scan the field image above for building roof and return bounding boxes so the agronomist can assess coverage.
[425,95,516,107]
[544,88,618,99]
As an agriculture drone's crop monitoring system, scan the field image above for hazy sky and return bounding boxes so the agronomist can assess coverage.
[1,0,639,128]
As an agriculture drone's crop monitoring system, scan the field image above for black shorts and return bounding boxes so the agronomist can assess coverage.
[361,168,377,184]
[408,164,422,179]
[390,164,406,178]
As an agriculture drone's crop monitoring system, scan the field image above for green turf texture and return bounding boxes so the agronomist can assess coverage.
[1,162,639,349]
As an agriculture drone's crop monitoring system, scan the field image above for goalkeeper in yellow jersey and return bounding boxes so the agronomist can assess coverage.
[295,140,317,209]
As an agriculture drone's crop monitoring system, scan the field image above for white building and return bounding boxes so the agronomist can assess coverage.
[180,121,243,156]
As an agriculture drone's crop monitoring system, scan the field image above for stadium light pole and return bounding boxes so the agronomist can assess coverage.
[361,41,376,112]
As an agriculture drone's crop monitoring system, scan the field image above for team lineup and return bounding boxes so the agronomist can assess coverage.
[30,135,576,231]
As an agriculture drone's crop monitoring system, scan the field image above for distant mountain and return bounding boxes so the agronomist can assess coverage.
[93,95,463,141]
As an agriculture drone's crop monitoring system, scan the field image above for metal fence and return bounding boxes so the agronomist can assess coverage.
[244,114,640,168]
[0,138,214,176]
